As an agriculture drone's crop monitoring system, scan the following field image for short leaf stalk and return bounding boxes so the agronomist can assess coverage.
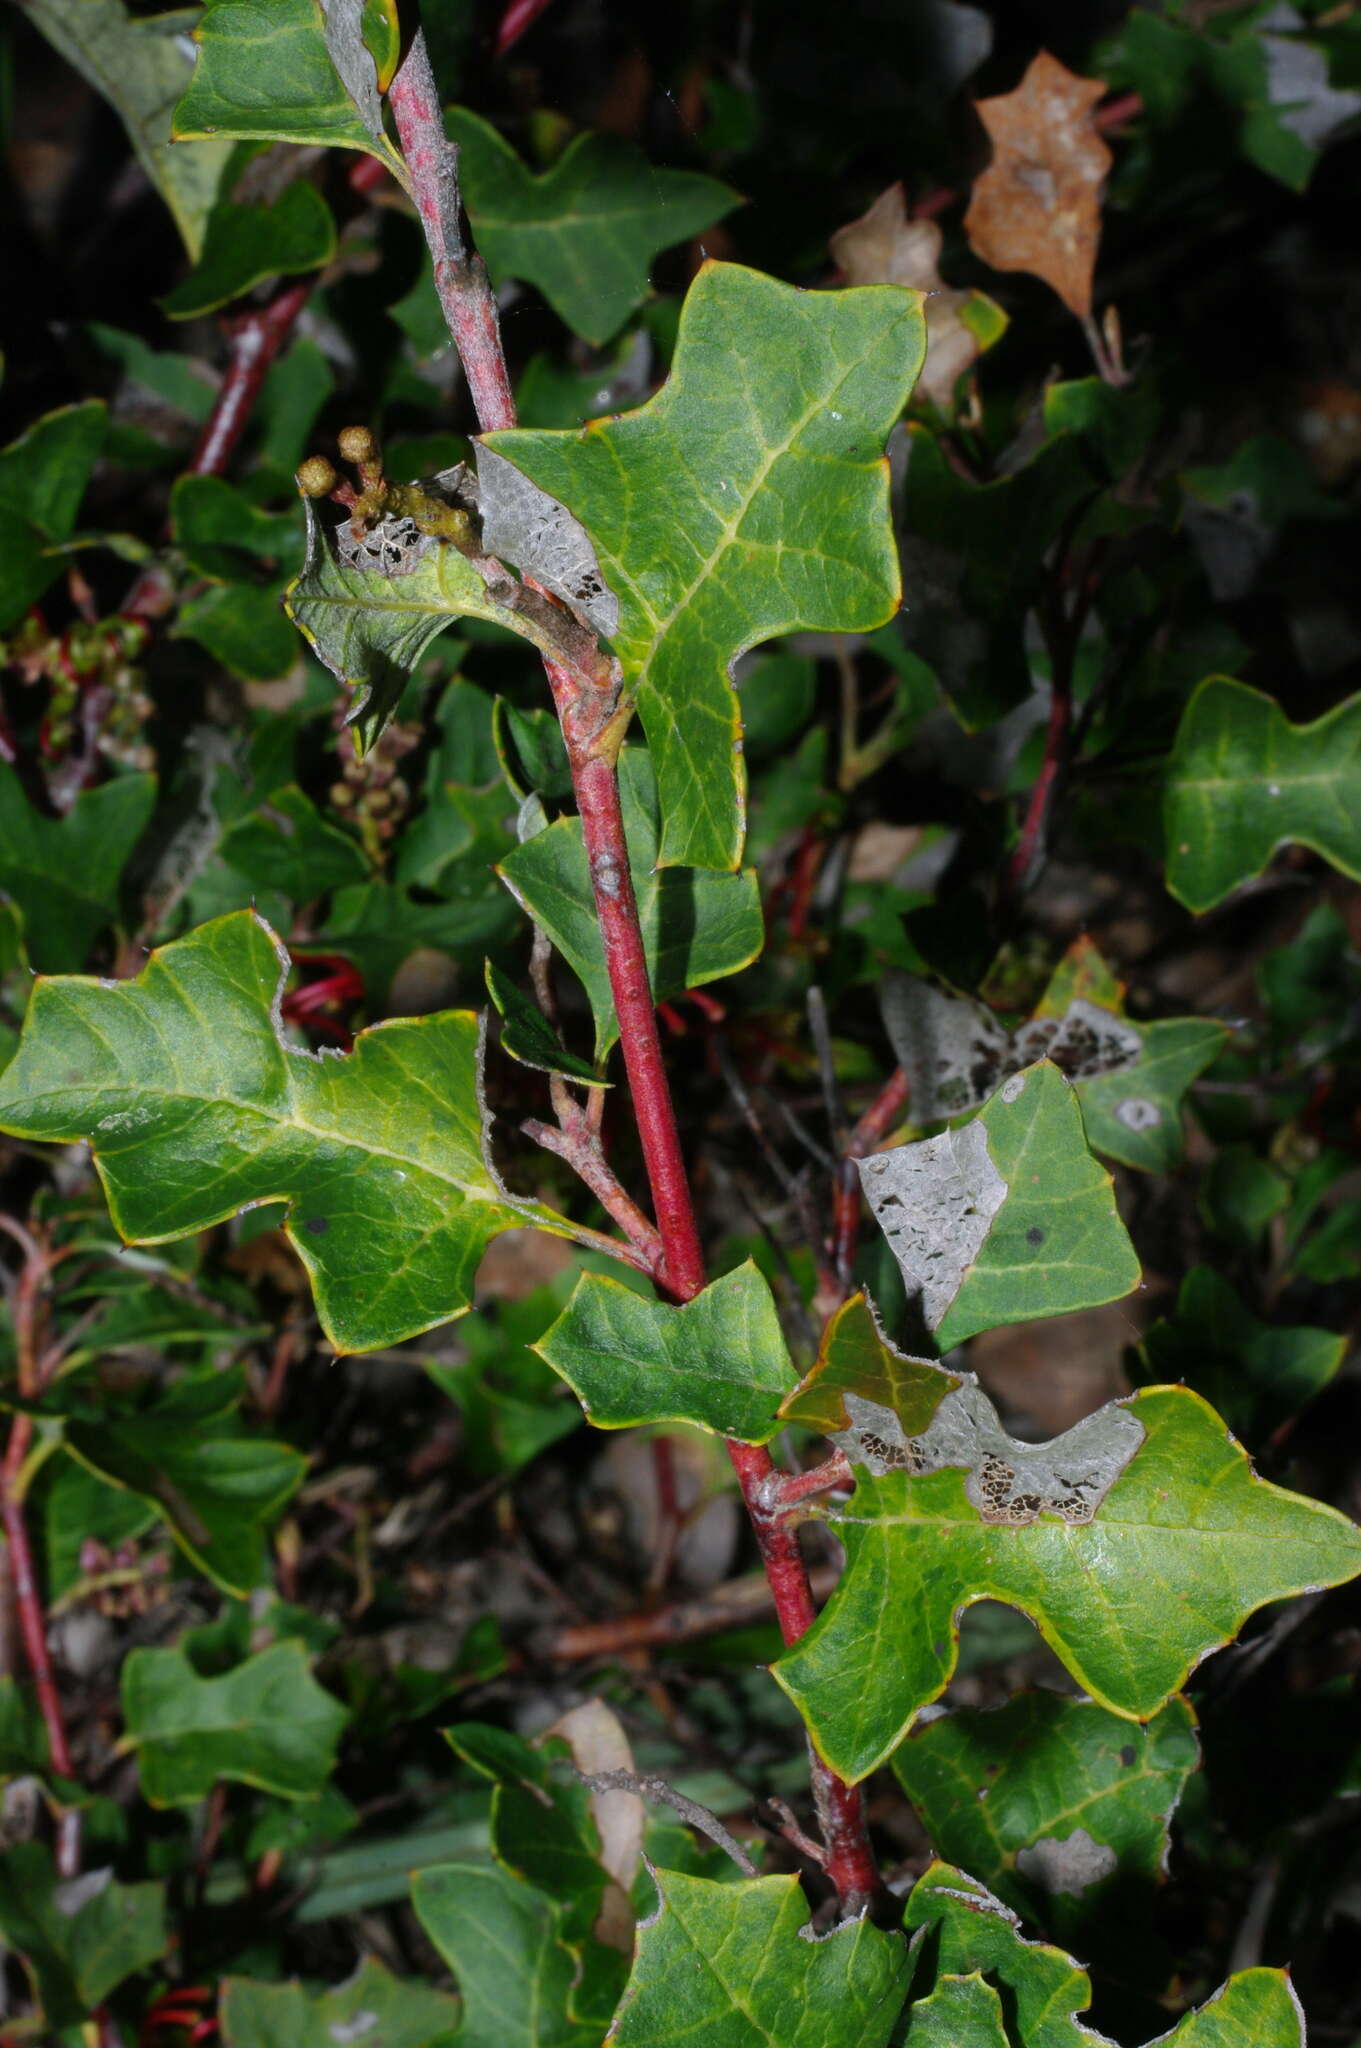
[389,23,881,1914]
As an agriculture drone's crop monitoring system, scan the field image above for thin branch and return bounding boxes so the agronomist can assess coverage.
[544,1561,841,1661]
[574,1768,758,1877]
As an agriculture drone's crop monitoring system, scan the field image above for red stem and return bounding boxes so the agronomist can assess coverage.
[390,34,879,1912]
[187,281,312,479]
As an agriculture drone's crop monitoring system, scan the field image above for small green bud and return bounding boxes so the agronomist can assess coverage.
[337,425,378,465]
[296,456,337,498]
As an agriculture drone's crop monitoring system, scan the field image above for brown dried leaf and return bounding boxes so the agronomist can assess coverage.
[964,50,1110,319]
[830,185,982,409]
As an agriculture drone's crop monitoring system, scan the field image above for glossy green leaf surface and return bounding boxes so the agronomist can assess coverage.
[123,1641,348,1805]
[219,1957,459,2047]
[24,0,233,256]
[174,0,406,177]
[486,960,602,1084]
[1139,1266,1345,1438]
[498,748,763,1057]
[162,181,336,318]
[893,1692,1198,1935]
[485,262,925,868]
[775,1385,1361,1783]
[609,1866,910,2047]
[860,1062,1141,1349]
[0,911,564,1353]
[219,785,369,900]
[0,1843,166,2029]
[536,1261,796,1442]
[1165,676,1361,911]
[0,765,154,972]
[412,1858,600,2048]
[1157,1970,1305,2047]
[778,1292,959,1438]
[65,1373,306,1596]
[445,108,739,345]
[903,1975,1010,2048]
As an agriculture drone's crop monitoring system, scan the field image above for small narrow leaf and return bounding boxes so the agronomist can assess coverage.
[486,960,603,1085]
[1164,676,1361,911]
[485,262,926,869]
[219,1957,459,2048]
[859,1061,1141,1347]
[775,1384,1361,1783]
[535,1261,796,1443]
[608,1866,911,2048]
[0,910,568,1353]
[444,108,740,346]
[122,1641,348,1805]
[498,748,763,1059]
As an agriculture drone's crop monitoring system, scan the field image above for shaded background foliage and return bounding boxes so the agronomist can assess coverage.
[1,0,1361,2041]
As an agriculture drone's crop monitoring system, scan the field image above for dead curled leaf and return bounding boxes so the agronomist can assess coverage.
[830,185,985,409]
[964,49,1111,319]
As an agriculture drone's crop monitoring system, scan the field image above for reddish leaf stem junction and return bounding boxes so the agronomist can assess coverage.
[388,27,880,1913]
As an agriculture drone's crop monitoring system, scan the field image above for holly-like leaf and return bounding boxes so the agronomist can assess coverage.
[778,1292,960,1439]
[1164,676,1361,911]
[444,108,739,346]
[0,401,109,631]
[903,1863,1304,2048]
[774,1384,1361,1783]
[0,1842,167,2031]
[1137,1266,1345,1439]
[893,1693,1199,1941]
[498,748,763,1059]
[964,51,1111,318]
[903,1975,1010,2048]
[64,1372,306,1596]
[535,1261,796,1443]
[161,181,337,319]
[485,261,925,869]
[0,765,154,973]
[486,960,603,1085]
[219,785,370,901]
[122,1640,348,1805]
[0,910,568,1353]
[859,1061,1140,1349]
[830,184,1005,410]
[412,1858,602,2048]
[607,1865,909,2047]
[22,0,233,257]
[174,0,406,180]
[219,1957,459,2048]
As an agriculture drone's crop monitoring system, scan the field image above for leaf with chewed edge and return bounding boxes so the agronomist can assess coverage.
[0,911,571,1354]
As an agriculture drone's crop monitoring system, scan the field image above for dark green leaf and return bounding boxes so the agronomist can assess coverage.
[0,401,108,631]
[176,581,300,681]
[1138,1267,1344,1437]
[162,181,336,318]
[171,475,304,582]
[122,1640,348,1804]
[0,911,567,1352]
[219,785,369,900]
[486,263,925,868]
[0,1842,166,2030]
[0,1678,50,1779]
[0,765,155,972]
[536,1261,796,1442]
[498,748,763,1058]
[412,1858,601,2048]
[219,1957,460,2048]
[445,108,740,346]
[486,960,602,1084]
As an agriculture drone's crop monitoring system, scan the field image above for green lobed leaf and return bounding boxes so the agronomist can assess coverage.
[774,1383,1361,1783]
[485,262,925,869]
[0,401,109,631]
[608,1865,910,2047]
[444,107,740,346]
[1154,1969,1305,2047]
[892,1692,1199,1942]
[176,580,301,681]
[0,910,567,1353]
[903,1975,1010,2048]
[0,765,155,973]
[778,1290,960,1438]
[0,1842,167,2030]
[1137,1266,1344,1438]
[161,180,337,318]
[170,474,304,583]
[64,1371,306,1596]
[174,0,406,178]
[218,1956,459,2048]
[1164,676,1361,911]
[486,959,603,1084]
[412,1858,601,2048]
[22,1,233,257]
[498,748,763,1058]
[219,785,370,900]
[122,1639,348,1805]
[859,1061,1141,1349]
[535,1260,797,1442]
